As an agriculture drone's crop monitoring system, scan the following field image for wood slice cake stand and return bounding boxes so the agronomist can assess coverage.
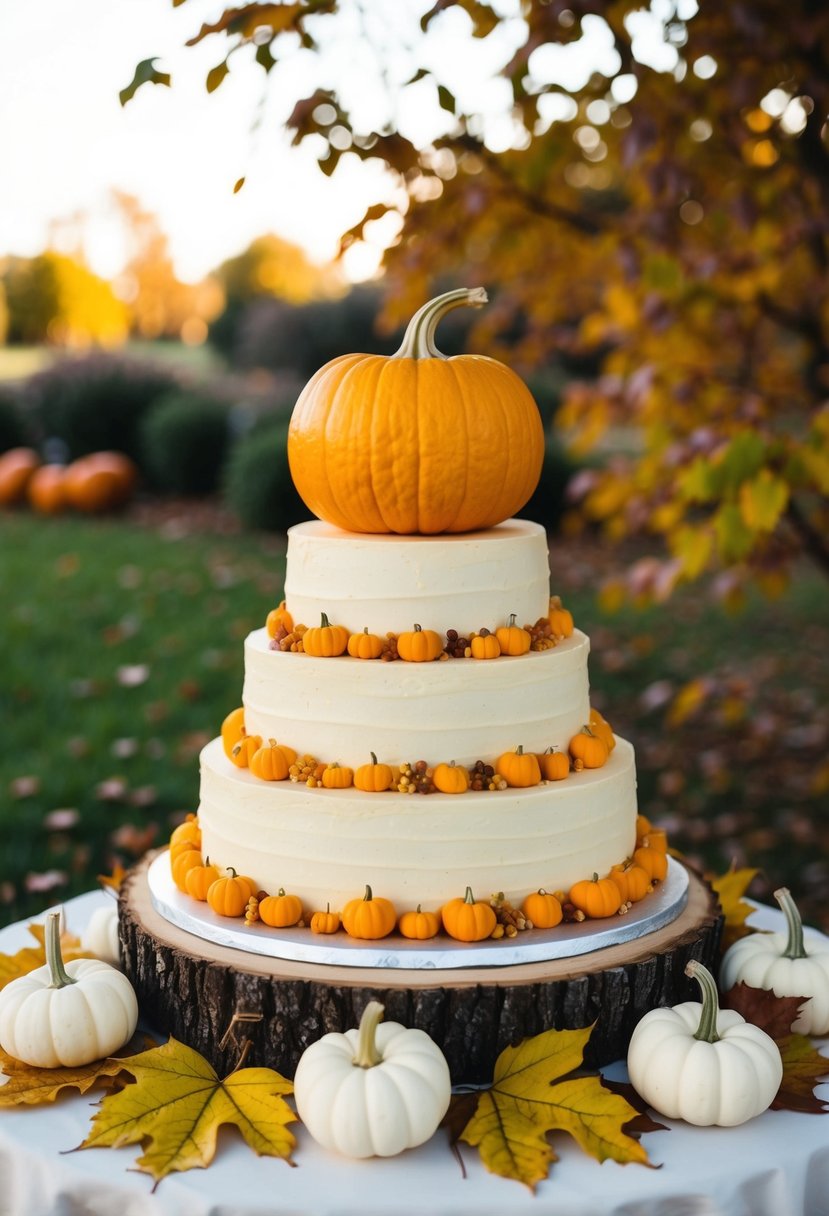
[119,853,722,1085]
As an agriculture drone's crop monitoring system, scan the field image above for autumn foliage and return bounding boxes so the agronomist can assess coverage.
[126,0,829,602]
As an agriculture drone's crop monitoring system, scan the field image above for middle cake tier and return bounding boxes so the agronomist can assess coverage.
[242,627,592,769]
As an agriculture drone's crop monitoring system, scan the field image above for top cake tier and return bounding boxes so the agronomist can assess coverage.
[284,518,550,636]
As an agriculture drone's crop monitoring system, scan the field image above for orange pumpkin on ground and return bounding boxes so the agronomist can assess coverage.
[63,452,136,512]
[287,287,544,535]
[398,906,441,940]
[27,465,67,514]
[441,887,497,942]
[341,886,397,939]
[0,448,40,505]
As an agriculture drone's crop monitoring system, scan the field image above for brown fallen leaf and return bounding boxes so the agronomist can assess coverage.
[722,981,807,1041]
[459,1025,651,1191]
[600,1076,669,1135]
[79,1037,296,1186]
[0,1047,129,1106]
[771,1036,829,1114]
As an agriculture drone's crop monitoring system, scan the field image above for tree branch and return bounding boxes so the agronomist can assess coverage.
[785,498,829,577]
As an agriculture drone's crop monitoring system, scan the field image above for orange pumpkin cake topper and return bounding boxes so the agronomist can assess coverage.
[287,287,544,535]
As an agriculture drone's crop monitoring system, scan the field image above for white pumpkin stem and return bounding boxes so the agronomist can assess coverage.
[685,960,720,1043]
[45,910,75,990]
[352,1000,385,1069]
[774,887,807,960]
[393,287,488,360]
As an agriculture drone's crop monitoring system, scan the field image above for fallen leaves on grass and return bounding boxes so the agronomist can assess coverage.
[452,1025,651,1190]
[79,1037,296,1187]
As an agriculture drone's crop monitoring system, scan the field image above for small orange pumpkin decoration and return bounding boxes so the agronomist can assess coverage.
[497,744,541,788]
[249,738,296,782]
[207,868,255,918]
[169,838,200,865]
[286,287,544,535]
[171,848,204,893]
[433,761,469,794]
[610,861,651,904]
[548,595,574,638]
[521,889,563,929]
[341,885,397,939]
[470,630,500,660]
[321,762,354,789]
[231,729,263,769]
[170,818,201,849]
[569,873,622,919]
[640,828,668,854]
[185,857,220,902]
[27,465,67,514]
[397,624,443,663]
[588,707,616,753]
[347,628,384,660]
[354,752,394,792]
[398,905,441,940]
[568,726,609,770]
[633,844,669,882]
[266,599,294,637]
[303,612,349,657]
[310,904,340,934]
[537,747,570,781]
[0,447,40,505]
[495,614,531,656]
[259,887,303,928]
[442,886,497,942]
[221,707,246,758]
[636,813,653,841]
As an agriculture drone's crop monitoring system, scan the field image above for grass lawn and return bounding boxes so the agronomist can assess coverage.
[1,507,827,932]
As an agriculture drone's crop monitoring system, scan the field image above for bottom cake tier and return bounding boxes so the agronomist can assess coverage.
[119,854,722,1084]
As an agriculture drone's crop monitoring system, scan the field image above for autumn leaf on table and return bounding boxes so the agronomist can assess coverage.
[97,862,128,894]
[458,1025,651,1191]
[708,865,761,951]
[722,981,829,1115]
[0,923,89,992]
[79,1037,296,1186]
[0,1047,129,1107]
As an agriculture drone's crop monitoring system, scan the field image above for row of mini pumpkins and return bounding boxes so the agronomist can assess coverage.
[0,447,137,514]
[221,708,616,790]
[266,599,574,659]
[168,815,669,942]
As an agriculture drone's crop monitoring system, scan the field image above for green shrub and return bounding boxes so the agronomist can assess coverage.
[26,354,181,463]
[518,435,576,533]
[0,385,34,453]
[222,420,312,532]
[140,392,232,495]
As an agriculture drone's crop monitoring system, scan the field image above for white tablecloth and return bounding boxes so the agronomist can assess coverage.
[1,890,827,1216]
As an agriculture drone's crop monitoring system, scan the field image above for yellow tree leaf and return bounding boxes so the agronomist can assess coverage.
[0,1047,129,1107]
[80,1037,296,1185]
[0,924,89,992]
[738,469,789,532]
[97,863,128,893]
[460,1025,650,1190]
[708,864,760,951]
[666,677,710,728]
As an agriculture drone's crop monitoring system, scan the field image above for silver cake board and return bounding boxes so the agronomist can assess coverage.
[148,852,689,971]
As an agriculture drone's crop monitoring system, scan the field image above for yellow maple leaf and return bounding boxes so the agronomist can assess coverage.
[0,1047,128,1107]
[0,924,89,992]
[709,864,760,951]
[80,1037,296,1184]
[460,1025,650,1190]
[97,863,128,893]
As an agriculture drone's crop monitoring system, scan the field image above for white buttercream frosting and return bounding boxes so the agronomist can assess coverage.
[283,518,551,635]
[198,736,638,912]
[243,628,592,769]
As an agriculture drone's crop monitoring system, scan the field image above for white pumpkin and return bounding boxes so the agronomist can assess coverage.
[627,960,782,1127]
[0,910,138,1068]
[81,903,121,967]
[720,887,829,1037]
[293,1000,451,1157]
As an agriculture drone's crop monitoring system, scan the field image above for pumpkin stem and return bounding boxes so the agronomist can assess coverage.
[413,623,422,632]
[44,910,75,990]
[369,752,378,765]
[352,1000,385,1068]
[686,960,720,1043]
[463,886,475,905]
[320,612,330,627]
[363,884,373,901]
[392,287,488,360]
[775,887,807,960]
